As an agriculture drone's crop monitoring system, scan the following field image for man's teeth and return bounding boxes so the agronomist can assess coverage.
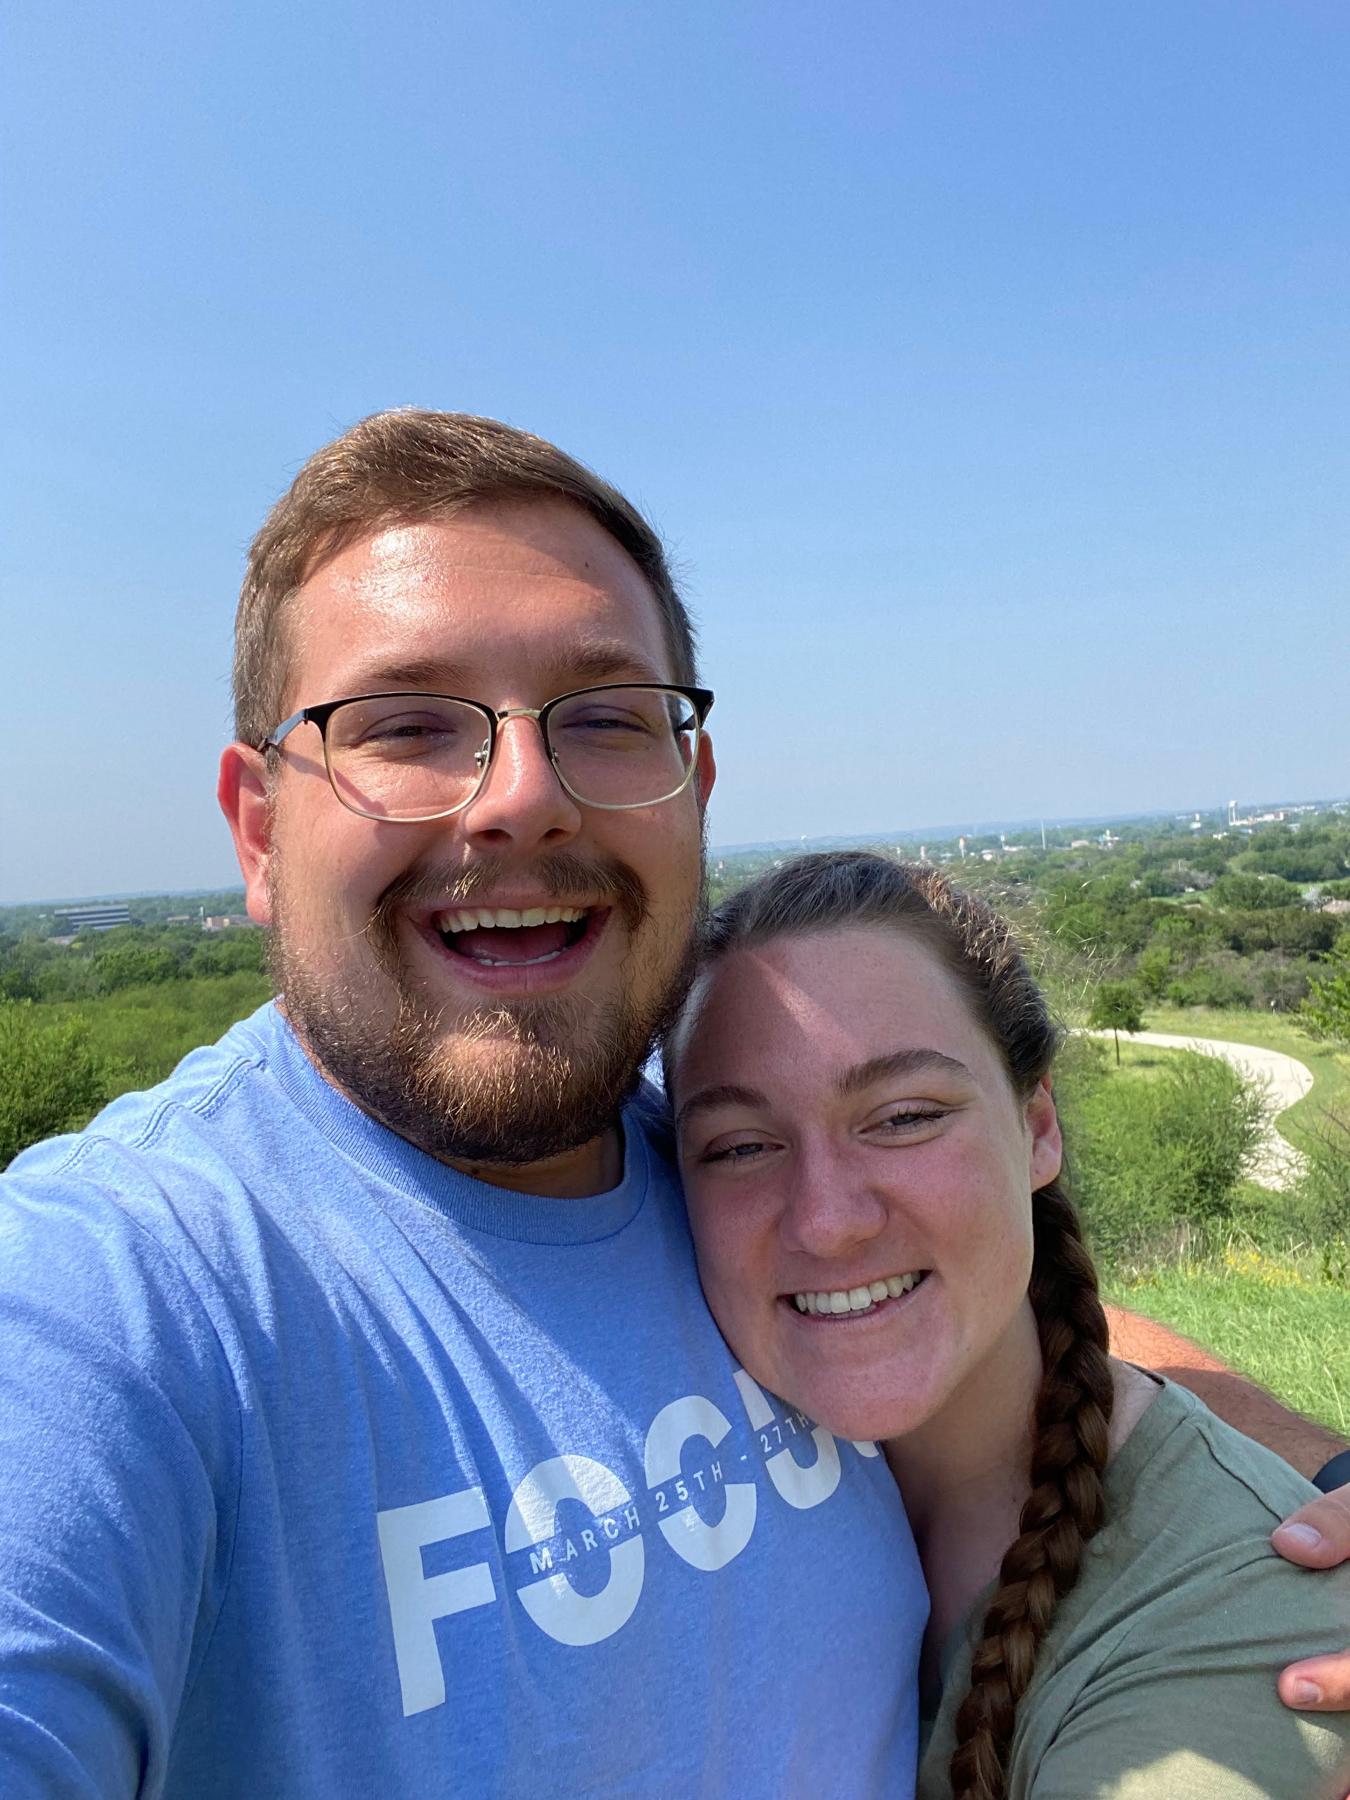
[433,905,587,933]
[792,1273,926,1316]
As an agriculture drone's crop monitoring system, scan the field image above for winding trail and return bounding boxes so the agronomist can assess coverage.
[1086,1030,1313,1190]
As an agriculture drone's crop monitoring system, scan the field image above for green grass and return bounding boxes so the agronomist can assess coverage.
[1109,1247,1350,1436]
[37,973,273,1091]
[1133,1005,1350,1150]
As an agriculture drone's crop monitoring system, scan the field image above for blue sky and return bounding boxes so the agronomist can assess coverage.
[3,1,1347,902]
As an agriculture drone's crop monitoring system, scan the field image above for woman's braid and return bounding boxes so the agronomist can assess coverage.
[948,1181,1114,1800]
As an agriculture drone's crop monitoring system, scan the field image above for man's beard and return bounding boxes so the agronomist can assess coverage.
[268,850,702,1169]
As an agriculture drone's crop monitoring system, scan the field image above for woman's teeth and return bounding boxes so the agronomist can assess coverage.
[433,905,586,933]
[792,1272,926,1316]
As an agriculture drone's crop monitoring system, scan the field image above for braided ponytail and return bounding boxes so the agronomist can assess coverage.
[674,851,1118,1799]
[948,1180,1114,1800]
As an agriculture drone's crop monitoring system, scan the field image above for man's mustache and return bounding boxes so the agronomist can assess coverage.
[370,852,650,943]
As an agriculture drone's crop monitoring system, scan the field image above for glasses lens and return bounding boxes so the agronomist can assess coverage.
[548,687,700,807]
[325,696,490,820]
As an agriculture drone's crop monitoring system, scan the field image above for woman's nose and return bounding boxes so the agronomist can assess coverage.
[778,1147,890,1262]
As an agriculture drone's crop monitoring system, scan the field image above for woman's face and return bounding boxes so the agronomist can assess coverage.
[671,925,1062,1443]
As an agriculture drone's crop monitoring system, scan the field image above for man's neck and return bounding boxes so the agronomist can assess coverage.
[443,1130,625,1198]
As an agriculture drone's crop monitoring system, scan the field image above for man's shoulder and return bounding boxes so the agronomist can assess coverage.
[0,1001,316,1284]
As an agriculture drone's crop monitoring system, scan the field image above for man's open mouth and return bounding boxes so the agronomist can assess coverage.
[431,905,601,968]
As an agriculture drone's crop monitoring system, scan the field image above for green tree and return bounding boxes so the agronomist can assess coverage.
[0,1004,113,1168]
[1301,939,1350,1046]
[92,939,181,991]
[1089,981,1144,1065]
[1210,872,1304,912]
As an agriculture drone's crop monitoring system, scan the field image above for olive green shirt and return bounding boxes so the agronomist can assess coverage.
[919,1380,1350,1799]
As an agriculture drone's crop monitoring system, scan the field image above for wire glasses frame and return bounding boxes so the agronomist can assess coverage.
[259,682,715,822]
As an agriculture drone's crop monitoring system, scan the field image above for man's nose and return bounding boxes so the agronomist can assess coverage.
[458,713,584,851]
[779,1145,890,1262]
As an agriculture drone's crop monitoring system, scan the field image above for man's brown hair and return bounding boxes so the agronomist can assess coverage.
[232,408,698,747]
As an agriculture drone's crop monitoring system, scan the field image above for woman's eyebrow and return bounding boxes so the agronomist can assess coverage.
[675,1050,972,1128]
[674,1083,768,1128]
[836,1049,972,1096]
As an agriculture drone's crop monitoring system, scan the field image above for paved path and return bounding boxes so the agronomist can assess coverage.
[1085,1030,1313,1190]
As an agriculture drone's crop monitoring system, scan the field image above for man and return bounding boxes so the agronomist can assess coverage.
[0,410,1345,1795]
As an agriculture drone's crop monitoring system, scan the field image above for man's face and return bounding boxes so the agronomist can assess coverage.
[222,500,713,1184]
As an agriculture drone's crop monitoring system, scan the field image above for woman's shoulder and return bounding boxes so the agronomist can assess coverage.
[1108,1373,1322,1539]
[920,1378,1350,1800]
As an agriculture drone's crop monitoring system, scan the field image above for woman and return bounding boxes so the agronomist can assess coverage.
[666,851,1350,1799]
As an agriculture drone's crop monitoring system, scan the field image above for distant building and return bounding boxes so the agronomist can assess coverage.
[55,903,133,934]
[202,914,261,932]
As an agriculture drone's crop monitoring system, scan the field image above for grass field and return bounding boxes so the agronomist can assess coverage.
[1110,1247,1350,1436]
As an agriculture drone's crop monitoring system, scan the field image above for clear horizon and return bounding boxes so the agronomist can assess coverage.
[6,788,1346,911]
[5,3,1346,904]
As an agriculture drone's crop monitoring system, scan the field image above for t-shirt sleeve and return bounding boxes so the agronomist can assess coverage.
[1026,1550,1350,1800]
[0,1157,241,1798]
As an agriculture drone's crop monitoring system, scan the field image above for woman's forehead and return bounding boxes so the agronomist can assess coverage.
[676,926,984,1085]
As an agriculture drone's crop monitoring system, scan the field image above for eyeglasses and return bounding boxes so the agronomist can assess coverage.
[260,683,714,822]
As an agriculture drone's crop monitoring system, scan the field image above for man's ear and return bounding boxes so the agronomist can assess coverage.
[695,731,717,811]
[218,744,274,926]
[1027,1076,1063,1190]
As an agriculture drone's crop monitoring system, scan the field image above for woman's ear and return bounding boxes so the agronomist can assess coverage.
[1027,1076,1063,1189]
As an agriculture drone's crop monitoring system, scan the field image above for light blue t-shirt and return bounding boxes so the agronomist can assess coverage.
[0,1003,925,1797]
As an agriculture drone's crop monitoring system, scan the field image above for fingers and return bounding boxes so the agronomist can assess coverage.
[1271,1483,1350,1569]
[1278,1652,1350,1714]
[1273,1483,1350,1716]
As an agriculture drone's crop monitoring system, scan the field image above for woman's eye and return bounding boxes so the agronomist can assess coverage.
[699,1138,771,1165]
[871,1107,947,1136]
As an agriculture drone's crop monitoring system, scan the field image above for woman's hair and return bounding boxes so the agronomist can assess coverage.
[685,851,1114,1800]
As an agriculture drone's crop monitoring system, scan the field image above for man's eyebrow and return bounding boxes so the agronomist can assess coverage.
[674,1083,769,1128]
[334,643,668,698]
[561,643,669,685]
[837,1049,972,1096]
[340,656,472,694]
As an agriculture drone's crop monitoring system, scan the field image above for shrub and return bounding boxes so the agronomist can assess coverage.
[60,973,274,1086]
[0,1003,114,1169]
[1057,1046,1266,1264]
[1253,955,1313,1013]
[1164,956,1255,1009]
[1288,1109,1350,1262]
[1301,939,1350,1046]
